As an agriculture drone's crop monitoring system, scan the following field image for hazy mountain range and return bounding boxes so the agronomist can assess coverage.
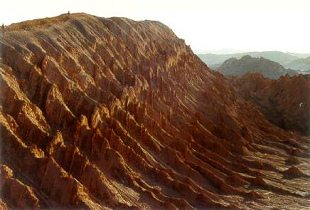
[217,55,297,79]
[198,51,310,72]
[286,56,310,72]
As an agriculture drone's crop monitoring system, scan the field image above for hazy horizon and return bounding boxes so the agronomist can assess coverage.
[1,0,309,54]
[197,49,310,55]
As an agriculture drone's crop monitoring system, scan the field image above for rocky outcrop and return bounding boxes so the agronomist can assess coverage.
[0,165,40,209]
[0,13,309,209]
[232,73,310,135]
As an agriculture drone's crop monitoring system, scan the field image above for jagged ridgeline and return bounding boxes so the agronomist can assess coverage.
[0,13,309,209]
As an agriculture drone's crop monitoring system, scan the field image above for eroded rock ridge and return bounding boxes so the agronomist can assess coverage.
[0,13,309,209]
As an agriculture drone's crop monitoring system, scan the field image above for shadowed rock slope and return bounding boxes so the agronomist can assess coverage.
[231,73,310,136]
[0,13,309,209]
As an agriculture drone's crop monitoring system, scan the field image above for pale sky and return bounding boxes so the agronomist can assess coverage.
[1,0,309,53]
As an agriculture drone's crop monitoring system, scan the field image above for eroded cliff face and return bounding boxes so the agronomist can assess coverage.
[0,13,309,209]
[232,73,310,135]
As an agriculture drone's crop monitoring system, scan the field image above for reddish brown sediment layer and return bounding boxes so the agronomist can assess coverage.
[231,73,310,135]
[0,13,309,209]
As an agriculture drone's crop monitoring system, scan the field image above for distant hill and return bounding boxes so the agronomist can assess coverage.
[197,51,310,68]
[286,56,310,71]
[217,55,297,79]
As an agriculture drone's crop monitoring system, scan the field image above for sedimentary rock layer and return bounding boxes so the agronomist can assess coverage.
[0,13,309,209]
[232,73,310,135]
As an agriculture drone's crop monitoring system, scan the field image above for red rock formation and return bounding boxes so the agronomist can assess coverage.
[0,13,309,209]
[232,73,310,135]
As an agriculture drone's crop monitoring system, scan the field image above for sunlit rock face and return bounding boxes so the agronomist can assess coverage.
[0,13,309,209]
